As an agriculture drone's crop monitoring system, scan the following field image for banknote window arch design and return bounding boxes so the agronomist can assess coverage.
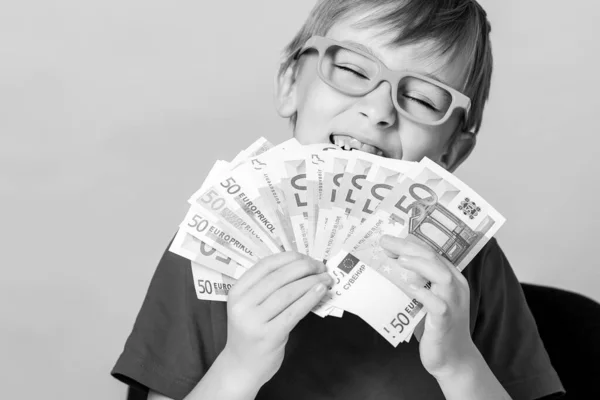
[408,199,480,265]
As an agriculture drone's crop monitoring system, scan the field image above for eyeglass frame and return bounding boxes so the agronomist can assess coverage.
[294,35,472,128]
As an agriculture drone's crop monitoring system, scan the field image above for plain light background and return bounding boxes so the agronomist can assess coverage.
[1,0,598,398]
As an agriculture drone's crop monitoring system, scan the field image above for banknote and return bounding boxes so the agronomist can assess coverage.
[278,144,338,255]
[190,261,237,301]
[305,146,340,252]
[326,151,386,258]
[278,154,310,254]
[341,159,414,246]
[342,157,506,339]
[247,148,300,251]
[175,139,504,335]
[305,151,325,247]
[193,167,284,254]
[319,251,417,346]
[242,136,275,158]
[312,152,351,262]
[232,137,299,171]
[229,137,274,168]
[194,160,231,196]
[188,139,299,255]
[313,150,376,317]
[179,138,274,293]
[170,228,247,279]
[319,150,381,261]
[216,138,299,254]
[180,205,262,268]
[188,137,273,253]
[229,151,246,167]
[189,259,344,318]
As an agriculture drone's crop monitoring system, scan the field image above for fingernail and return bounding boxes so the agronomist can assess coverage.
[319,272,333,284]
[313,260,326,271]
[327,274,335,286]
[379,234,391,245]
[314,283,326,293]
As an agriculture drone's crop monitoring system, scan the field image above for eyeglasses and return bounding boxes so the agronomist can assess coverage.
[296,36,472,127]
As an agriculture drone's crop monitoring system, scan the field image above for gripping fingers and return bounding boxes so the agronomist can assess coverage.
[380,234,431,257]
[396,255,454,287]
[230,251,306,298]
[243,258,327,306]
[269,277,333,332]
[259,272,334,321]
[407,285,448,318]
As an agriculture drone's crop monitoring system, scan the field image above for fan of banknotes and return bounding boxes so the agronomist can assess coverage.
[170,137,505,346]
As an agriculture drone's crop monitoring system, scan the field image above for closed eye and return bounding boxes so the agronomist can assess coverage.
[402,95,438,111]
[334,64,368,79]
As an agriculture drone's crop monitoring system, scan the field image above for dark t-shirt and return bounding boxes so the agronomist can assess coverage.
[112,238,564,400]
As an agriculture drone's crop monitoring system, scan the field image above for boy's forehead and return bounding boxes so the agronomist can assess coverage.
[325,14,470,91]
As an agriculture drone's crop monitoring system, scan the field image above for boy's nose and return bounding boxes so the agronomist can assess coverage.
[355,81,397,128]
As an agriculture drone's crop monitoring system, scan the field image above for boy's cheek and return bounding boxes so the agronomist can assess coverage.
[293,103,337,144]
[397,128,448,162]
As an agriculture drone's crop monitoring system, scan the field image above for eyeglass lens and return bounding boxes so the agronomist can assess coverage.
[320,45,454,123]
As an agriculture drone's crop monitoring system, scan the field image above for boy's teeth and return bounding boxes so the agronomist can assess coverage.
[331,134,383,156]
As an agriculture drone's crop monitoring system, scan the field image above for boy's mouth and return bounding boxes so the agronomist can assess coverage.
[330,134,384,157]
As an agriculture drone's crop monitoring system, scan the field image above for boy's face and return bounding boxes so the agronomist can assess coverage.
[276,13,474,170]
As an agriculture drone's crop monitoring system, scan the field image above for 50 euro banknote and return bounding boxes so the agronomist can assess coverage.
[314,251,417,346]
[244,139,304,252]
[305,147,342,248]
[278,144,340,255]
[188,255,344,318]
[170,228,247,279]
[190,165,285,254]
[312,152,351,261]
[190,262,237,301]
[334,158,506,341]
[177,137,285,269]
[186,139,297,256]
[188,254,343,318]
[340,158,414,245]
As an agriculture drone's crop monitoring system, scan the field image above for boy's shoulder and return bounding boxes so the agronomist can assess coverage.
[111,238,228,399]
[464,237,518,293]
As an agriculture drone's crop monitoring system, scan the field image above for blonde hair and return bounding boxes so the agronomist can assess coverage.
[278,0,493,135]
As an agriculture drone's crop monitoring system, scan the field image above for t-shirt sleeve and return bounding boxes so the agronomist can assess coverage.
[466,239,565,400]
[111,238,228,400]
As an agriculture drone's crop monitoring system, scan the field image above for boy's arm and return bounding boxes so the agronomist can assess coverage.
[154,350,263,400]
[435,344,512,400]
[147,349,262,400]
[148,391,175,400]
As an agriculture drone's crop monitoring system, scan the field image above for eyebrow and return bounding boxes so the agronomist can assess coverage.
[421,72,453,89]
[341,40,380,58]
[341,40,454,88]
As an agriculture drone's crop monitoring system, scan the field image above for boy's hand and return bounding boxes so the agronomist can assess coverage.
[221,251,333,389]
[379,235,479,380]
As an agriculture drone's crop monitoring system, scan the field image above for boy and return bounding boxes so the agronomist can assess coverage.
[112,1,565,399]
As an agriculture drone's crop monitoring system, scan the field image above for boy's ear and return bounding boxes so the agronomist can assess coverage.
[439,131,476,173]
[273,61,299,118]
